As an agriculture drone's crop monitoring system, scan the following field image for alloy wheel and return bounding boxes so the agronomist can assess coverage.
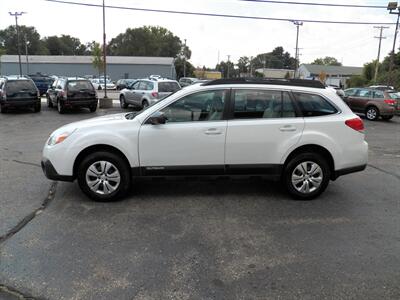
[291,161,323,194]
[85,161,121,195]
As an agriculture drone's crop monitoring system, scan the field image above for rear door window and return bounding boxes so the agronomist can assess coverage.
[158,82,181,93]
[373,90,384,99]
[356,89,372,98]
[233,90,296,119]
[293,92,338,117]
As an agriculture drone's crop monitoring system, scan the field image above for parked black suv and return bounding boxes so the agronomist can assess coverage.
[28,73,54,96]
[0,76,41,113]
[47,77,98,114]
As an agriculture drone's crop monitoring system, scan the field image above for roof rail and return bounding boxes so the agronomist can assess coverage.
[202,77,326,89]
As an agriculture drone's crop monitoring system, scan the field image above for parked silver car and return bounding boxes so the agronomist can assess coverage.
[119,78,181,109]
[179,77,199,87]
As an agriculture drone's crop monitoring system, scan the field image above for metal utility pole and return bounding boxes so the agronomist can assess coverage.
[9,12,26,76]
[292,20,303,79]
[24,34,29,75]
[387,2,400,86]
[373,26,388,84]
[227,55,231,78]
[183,39,187,77]
[103,0,108,99]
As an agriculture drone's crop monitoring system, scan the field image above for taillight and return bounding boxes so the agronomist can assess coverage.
[345,117,364,132]
[384,99,396,106]
[151,92,159,98]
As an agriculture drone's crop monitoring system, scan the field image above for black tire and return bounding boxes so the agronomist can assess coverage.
[283,152,330,200]
[98,86,102,90]
[382,115,393,121]
[89,103,97,112]
[77,151,131,202]
[47,95,53,108]
[0,104,7,114]
[120,95,128,109]
[57,99,65,114]
[142,100,149,109]
[365,106,379,121]
[34,102,41,113]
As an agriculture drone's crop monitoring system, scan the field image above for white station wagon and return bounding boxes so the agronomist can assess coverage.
[42,78,368,201]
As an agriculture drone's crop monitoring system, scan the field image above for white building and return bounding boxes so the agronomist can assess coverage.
[255,68,295,79]
[297,64,363,88]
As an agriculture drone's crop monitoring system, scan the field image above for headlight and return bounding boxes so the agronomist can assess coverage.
[47,129,76,146]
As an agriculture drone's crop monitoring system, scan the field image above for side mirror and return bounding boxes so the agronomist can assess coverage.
[147,111,167,125]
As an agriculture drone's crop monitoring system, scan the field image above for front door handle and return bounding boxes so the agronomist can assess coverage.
[204,128,222,135]
[279,125,296,132]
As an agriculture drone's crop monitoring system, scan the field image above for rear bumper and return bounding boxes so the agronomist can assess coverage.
[0,98,40,107]
[62,99,98,107]
[332,164,367,180]
[41,158,74,182]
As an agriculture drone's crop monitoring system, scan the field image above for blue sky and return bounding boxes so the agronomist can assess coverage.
[0,0,397,68]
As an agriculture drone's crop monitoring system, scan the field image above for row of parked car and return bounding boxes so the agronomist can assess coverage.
[0,74,399,120]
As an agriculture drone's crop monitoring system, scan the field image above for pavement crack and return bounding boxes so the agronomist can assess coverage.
[12,160,41,168]
[0,284,43,300]
[0,182,58,244]
[368,164,400,180]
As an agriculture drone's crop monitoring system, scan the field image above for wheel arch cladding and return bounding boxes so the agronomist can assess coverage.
[283,144,335,179]
[73,144,131,179]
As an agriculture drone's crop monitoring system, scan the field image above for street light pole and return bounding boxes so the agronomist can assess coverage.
[9,12,26,76]
[102,0,107,99]
[373,26,388,84]
[387,2,400,86]
[24,34,29,75]
[292,20,303,79]
[227,55,231,79]
[183,39,187,78]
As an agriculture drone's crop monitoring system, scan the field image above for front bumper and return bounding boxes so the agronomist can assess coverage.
[41,158,74,182]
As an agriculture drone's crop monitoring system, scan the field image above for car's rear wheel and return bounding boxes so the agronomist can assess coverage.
[34,102,41,113]
[0,104,7,113]
[120,95,128,109]
[283,153,330,200]
[57,100,65,114]
[381,115,393,121]
[142,100,149,109]
[89,103,97,112]
[365,106,379,121]
[77,151,131,202]
[47,96,53,108]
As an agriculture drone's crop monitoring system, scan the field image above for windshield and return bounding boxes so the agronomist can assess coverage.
[6,80,37,93]
[67,80,94,91]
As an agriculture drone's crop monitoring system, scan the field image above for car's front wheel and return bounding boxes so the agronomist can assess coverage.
[283,153,330,200]
[47,95,53,108]
[57,100,65,114]
[120,95,128,109]
[34,102,41,113]
[77,151,131,202]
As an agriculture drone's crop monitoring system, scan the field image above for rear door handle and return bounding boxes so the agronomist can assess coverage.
[279,125,296,132]
[204,128,222,135]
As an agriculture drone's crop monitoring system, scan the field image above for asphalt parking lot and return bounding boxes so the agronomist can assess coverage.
[0,99,399,300]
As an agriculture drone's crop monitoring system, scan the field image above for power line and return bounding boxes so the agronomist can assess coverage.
[239,0,388,9]
[44,0,398,25]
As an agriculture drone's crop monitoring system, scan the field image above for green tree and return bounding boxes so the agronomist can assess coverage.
[311,56,342,66]
[216,60,237,78]
[175,57,195,79]
[0,25,48,55]
[108,26,185,57]
[250,47,296,70]
[43,35,88,55]
[237,56,250,75]
[92,42,104,78]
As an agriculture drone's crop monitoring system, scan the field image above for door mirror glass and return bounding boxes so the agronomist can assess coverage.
[147,111,167,125]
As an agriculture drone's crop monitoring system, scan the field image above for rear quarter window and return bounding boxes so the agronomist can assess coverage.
[293,92,338,117]
[158,82,181,93]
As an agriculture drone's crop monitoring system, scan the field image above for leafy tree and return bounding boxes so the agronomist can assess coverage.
[175,57,195,78]
[311,56,342,66]
[237,56,250,75]
[216,60,237,78]
[249,47,296,70]
[0,25,48,55]
[108,26,185,57]
[346,75,367,87]
[91,42,104,78]
[43,35,88,55]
